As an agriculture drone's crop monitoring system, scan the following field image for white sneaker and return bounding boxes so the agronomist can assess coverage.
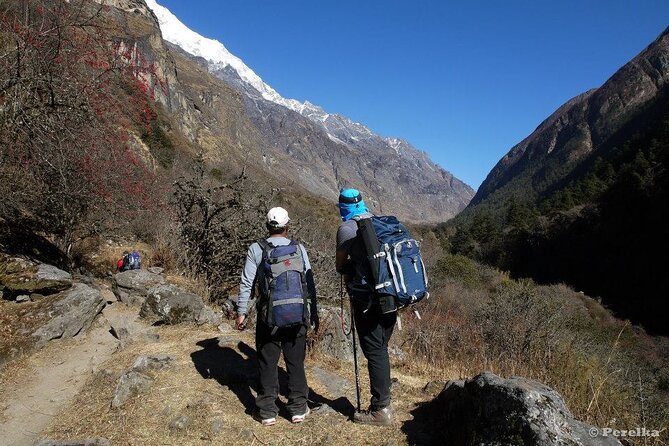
[291,406,310,423]
[253,413,277,426]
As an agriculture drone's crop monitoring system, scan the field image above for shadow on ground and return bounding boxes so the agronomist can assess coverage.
[190,337,354,420]
[401,395,444,445]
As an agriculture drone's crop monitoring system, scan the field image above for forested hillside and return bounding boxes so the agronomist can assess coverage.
[444,29,669,334]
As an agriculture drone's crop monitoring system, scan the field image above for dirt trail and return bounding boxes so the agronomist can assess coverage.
[0,290,143,446]
[1,287,438,446]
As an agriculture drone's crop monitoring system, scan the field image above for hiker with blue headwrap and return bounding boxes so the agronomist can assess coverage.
[338,188,369,221]
[335,188,397,426]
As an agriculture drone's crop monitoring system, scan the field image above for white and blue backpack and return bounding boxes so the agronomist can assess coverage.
[354,216,429,309]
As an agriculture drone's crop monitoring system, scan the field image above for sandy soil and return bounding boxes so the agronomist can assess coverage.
[0,291,146,446]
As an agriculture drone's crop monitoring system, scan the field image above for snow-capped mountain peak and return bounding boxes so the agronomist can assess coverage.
[145,0,303,112]
[144,0,422,158]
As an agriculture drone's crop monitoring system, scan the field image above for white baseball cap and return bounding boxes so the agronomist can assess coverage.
[266,207,290,228]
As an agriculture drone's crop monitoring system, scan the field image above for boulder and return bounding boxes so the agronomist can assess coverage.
[32,284,106,348]
[140,284,221,325]
[111,370,154,408]
[0,255,72,298]
[112,270,165,306]
[106,312,142,341]
[315,305,357,361]
[433,371,621,446]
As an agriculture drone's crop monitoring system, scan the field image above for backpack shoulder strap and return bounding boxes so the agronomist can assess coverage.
[257,238,275,253]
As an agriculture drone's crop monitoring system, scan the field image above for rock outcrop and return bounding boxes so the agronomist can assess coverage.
[104,1,474,224]
[470,26,669,208]
[112,270,166,306]
[140,283,221,325]
[0,255,72,298]
[32,284,106,348]
[315,306,357,362]
[428,372,621,446]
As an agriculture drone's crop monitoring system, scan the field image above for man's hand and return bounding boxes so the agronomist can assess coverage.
[236,314,247,330]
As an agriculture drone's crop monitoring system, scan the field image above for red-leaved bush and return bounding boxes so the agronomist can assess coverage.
[0,0,165,258]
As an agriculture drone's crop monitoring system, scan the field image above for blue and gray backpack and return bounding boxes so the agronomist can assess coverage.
[354,216,429,309]
[122,250,141,271]
[257,240,309,333]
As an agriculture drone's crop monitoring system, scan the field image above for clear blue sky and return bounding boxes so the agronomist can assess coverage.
[157,0,669,189]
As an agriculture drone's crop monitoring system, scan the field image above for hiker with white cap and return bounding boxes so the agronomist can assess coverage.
[236,207,319,426]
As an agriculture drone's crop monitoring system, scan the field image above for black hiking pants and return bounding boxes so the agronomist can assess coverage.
[352,299,397,411]
[255,322,308,418]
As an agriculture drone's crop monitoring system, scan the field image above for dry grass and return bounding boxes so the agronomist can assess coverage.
[397,276,669,445]
[79,240,154,277]
[0,298,51,367]
[41,323,441,446]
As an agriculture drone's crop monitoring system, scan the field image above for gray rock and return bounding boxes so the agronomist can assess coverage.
[36,263,73,283]
[132,354,175,372]
[435,371,622,446]
[169,415,191,430]
[147,266,164,275]
[316,305,358,362]
[140,284,219,325]
[111,370,154,408]
[16,294,30,302]
[112,270,166,306]
[217,322,233,332]
[0,255,72,296]
[106,312,141,341]
[311,402,337,416]
[34,439,111,446]
[32,284,106,348]
[239,429,254,439]
[312,366,351,395]
[217,335,237,346]
[211,417,225,433]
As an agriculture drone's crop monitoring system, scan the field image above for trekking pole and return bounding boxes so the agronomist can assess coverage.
[340,274,361,413]
[350,297,362,413]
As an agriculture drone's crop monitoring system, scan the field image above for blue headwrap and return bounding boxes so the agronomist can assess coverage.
[338,188,368,221]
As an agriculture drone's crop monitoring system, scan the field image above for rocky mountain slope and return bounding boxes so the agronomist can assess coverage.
[448,26,669,334]
[469,26,669,208]
[135,0,474,222]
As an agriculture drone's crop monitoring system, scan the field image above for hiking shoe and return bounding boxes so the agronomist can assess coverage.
[253,412,277,426]
[291,406,310,423]
[353,406,393,426]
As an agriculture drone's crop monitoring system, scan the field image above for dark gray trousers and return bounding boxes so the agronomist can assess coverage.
[255,322,308,418]
[352,300,397,411]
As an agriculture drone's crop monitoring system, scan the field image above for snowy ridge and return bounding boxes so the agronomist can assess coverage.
[145,0,303,112]
[145,0,415,155]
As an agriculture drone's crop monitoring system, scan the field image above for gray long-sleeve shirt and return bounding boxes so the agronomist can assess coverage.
[237,236,316,317]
